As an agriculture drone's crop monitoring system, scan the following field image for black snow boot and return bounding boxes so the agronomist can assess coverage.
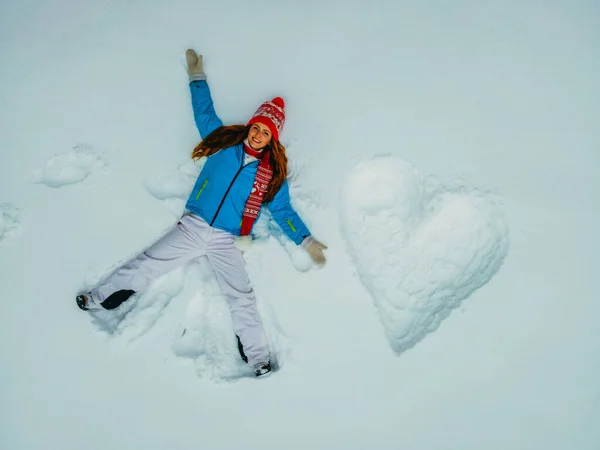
[76,289,135,311]
[253,361,272,378]
[76,293,102,311]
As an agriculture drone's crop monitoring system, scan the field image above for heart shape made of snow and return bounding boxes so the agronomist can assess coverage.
[339,155,509,354]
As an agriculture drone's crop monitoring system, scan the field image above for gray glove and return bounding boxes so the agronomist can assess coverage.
[186,49,207,82]
[302,236,328,266]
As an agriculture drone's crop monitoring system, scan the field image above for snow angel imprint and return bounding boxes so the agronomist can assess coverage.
[76,49,328,378]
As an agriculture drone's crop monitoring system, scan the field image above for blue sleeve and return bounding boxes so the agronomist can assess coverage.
[267,180,312,245]
[189,80,224,138]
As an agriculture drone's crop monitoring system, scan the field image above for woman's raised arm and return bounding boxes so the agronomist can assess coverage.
[186,49,223,139]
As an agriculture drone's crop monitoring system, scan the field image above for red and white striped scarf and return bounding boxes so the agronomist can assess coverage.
[240,149,273,236]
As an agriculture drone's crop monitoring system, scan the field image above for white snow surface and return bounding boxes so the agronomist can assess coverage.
[0,203,21,243]
[1,1,599,450]
[32,143,107,188]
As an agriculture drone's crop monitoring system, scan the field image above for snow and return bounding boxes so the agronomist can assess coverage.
[1,1,599,450]
[32,144,107,188]
[340,156,509,354]
[0,203,21,243]
[172,257,291,382]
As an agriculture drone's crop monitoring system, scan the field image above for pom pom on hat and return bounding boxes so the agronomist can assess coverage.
[271,97,285,109]
[247,97,286,141]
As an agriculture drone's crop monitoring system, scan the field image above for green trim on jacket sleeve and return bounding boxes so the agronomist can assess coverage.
[267,180,311,245]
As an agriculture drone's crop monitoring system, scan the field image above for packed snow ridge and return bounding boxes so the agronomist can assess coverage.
[339,155,509,354]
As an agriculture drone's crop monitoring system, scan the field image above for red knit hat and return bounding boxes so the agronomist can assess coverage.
[247,97,285,141]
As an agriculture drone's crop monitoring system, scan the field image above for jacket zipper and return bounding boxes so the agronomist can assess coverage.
[210,158,244,226]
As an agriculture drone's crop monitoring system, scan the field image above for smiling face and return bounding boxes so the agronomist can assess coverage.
[247,122,273,150]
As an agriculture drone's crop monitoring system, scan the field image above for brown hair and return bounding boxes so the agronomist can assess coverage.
[191,125,288,203]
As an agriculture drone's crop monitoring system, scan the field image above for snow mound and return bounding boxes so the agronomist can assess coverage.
[32,144,107,187]
[0,203,20,243]
[144,161,200,216]
[339,155,509,354]
[172,257,290,382]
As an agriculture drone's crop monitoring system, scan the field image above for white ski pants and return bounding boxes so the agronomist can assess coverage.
[92,213,269,366]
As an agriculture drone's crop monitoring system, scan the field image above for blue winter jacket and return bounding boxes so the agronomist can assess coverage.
[184,80,311,245]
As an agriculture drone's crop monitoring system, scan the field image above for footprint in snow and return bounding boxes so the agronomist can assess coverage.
[339,155,509,354]
[33,143,107,188]
[0,203,21,244]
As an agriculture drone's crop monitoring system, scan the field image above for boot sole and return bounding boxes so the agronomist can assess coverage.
[76,295,88,311]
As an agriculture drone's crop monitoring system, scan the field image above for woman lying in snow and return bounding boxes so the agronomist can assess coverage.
[76,49,328,378]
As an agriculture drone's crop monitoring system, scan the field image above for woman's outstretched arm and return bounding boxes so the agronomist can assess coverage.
[186,49,223,139]
[267,182,328,265]
[267,180,311,245]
